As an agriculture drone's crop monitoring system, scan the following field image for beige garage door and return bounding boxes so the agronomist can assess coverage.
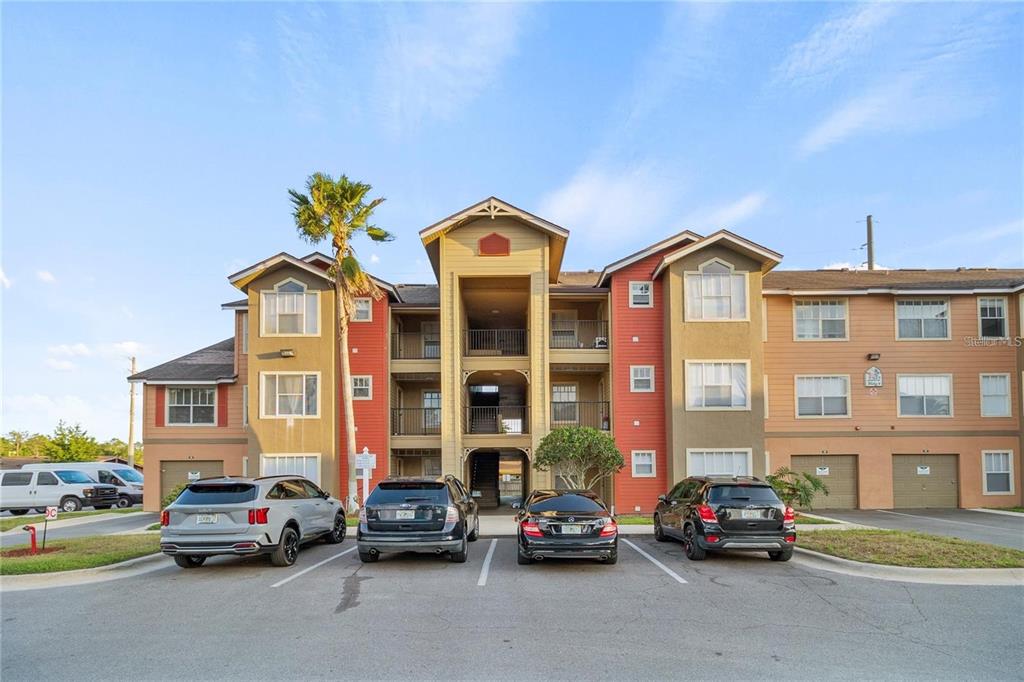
[791,455,859,509]
[160,460,224,500]
[892,454,958,508]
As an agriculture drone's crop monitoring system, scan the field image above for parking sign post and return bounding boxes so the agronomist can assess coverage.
[355,447,376,506]
[43,506,58,550]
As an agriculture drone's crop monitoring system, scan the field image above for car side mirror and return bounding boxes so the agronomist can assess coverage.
[657,495,667,503]
[322,491,331,499]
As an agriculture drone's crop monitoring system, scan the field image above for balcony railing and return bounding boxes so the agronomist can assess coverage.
[463,406,529,435]
[463,329,528,357]
[550,401,611,430]
[549,320,609,350]
[391,332,441,360]
[391,408,442,436]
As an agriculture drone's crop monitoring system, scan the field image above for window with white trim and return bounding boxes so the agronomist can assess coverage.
[352,376,372,400]
[241,312,249,354]
[685,260,747,321]
[896,299,949,339]
[242,385,249,426]
[629,281,653,308]
[796,376,850,417]
[630,366,654,392]
[262,280,319,335]
[631,451,655,477]
[167,387,215,425]
[686,362,748,409]
[898,375,952,417]
[983,451,1013,494]
[794,300,847,340]
[551,383,578,423]
[980,374,1010,417]
[978,297,1007,338]
[353,298,372,322]
[688,450,751,476]
[262,373,319,417]
[261,454,319,485]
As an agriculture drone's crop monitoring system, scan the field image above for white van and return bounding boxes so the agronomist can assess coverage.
[23,463,144,508]
[0,469,119,514]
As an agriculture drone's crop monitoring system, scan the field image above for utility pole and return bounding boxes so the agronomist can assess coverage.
[866,214,875,271]
[127,356,137,469]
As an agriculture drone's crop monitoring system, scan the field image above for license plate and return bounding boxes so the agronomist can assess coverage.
[740,509,762,520]
[561,524,583,534]
[196,514,218,524]
[396,510,416,520]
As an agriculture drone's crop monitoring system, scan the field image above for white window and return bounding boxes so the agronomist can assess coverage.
[794,299,847,340]
[630,366,655,392]
[629,281,653,308]
[353,298,372,322]
[261,372,319,418]
[978,297,1008,339]
[685,259,747,321]
[897,375,952,417]
[261,454,320,485]
[896,299,949,339]
[686,362,749,410]
[631,451,656,477]
[980,374,1011,417]
[167,387,215,425]
[241,312,249,354]
[551,383,578,423]
[796,376,851,417]
[261,279,319,336]
[687,449,752,476]
[242,385,249,426]
[982,451,1014,495]
[352,376,372,400]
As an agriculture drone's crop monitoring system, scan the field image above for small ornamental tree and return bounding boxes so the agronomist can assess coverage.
[44,421,101,462]
[533,426,624,491]
[766,466,830,510]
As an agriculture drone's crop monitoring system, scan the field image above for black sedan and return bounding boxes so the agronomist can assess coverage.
[516,490,618,565]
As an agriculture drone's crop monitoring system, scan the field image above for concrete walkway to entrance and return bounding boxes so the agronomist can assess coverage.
[817,509,1024,551]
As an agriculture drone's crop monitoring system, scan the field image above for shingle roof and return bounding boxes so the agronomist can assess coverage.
[128,338,235,383]
[221,298,248,309]
[556,271,602,287]
[763,269,1024,292]
[394,284,440,306]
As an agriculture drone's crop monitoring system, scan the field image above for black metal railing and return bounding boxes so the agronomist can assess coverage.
[463,406,529,434]
[549,320,609,349]
[391,408,442,436]
[550,401,611,430]
[391,332,441,360]
[463,329,528,357]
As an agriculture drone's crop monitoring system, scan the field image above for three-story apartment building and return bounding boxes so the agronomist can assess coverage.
[131,197,1024,513]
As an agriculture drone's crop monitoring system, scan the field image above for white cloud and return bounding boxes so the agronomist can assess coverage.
[2,392,126,438]
[48,343,92,357]
[36,270,56,284]
[369,254,381,264]
[0,268,10,288]
[46,358,77,371]
[111,341,143,355]
[705,192,769,228]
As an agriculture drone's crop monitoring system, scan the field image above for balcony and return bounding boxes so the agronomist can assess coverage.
[463,329,528,357]
[464,405,529,435]
[550,401,611,431]
[391,332,440,360]
[549,320,608,350]
[391,407,441,436]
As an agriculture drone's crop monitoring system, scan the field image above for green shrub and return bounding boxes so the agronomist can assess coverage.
[161,483,187,509]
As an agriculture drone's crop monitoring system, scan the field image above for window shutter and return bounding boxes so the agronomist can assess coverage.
[217,384,229,427]
[155,386,166,427]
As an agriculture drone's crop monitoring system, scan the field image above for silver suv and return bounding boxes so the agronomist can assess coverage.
[160,476,346,568]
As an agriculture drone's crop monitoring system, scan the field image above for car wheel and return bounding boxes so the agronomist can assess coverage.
[60,497,83,513]
[271,527,300,567]
[324,513,347,544]
[359,550,378,563]
[769,549,793,562]
[467,515,479,542]
[604,551,618,565]
[174,555,206,569]
[517,551,532,565]
[116,496,132,509]
[449,537,468,563]
[653,515,668,542]
[683,525,707,561]
[94,505,112,510]
[8,509,28,516]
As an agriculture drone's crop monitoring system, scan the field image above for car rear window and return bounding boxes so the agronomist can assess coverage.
[176,483,257,505]
[367,482,448,505]
[528,494,605,513]
[708,485,780,503]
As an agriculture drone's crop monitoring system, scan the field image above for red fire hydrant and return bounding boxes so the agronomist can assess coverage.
[22,525,37,554]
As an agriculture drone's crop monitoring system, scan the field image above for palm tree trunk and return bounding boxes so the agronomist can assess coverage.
[337,278,360,511]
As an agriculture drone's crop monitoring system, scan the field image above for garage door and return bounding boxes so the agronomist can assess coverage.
[160,460,224,500]
[892,454,958,508]
[791,455,858,509]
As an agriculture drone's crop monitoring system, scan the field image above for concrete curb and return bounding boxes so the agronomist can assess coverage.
[793,547,1024,586]
[969,508,1024,518]
[0,511,150,535]
[0,552,170,592]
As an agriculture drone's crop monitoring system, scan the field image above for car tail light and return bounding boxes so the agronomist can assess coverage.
[160,510,169,527]
[705,535,720,543]
[784,506,795,522]
[785,535,796,543]
[696,504,718,523]
[521,521,543,537]
[599,521,618,537]
[248,507,269,525]
[446,506,459,523]
[358,507,367,523]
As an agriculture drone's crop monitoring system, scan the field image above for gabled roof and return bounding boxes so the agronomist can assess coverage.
[221,298,248,310]
[651,230,783,278]
[128,338,236,384]
[596,230,702,285]
[763,268,1024,294]
[393,284,440,307]
[227,252,401,301]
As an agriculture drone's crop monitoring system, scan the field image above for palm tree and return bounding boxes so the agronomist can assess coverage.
[289,173,394,510]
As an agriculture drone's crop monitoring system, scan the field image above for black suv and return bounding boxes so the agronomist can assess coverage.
[357,476,479,563]
[653,476,796,562]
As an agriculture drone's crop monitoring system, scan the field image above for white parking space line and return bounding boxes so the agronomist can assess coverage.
[622,539,688,584]
[477,539,498,587]
[877,510,1011,531]
[271,546,357,588]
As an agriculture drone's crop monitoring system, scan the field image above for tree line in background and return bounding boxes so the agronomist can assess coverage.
[0,422,143,464]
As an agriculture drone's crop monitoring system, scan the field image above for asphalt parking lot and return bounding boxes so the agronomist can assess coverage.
[3,534,1022,681]
[818,509,1024,550]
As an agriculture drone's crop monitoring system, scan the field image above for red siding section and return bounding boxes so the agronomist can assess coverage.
[217,384,229,427]
[155,386,166,427]
[610,255,669,514]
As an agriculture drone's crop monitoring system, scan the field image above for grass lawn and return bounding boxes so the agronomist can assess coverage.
[0,534,161,575]
[146,523,161,531]
[795,514,838,525]
[0,508,141,533]
[615,515,652,525]
[987,507,1024,514]
[799,530,1024,568]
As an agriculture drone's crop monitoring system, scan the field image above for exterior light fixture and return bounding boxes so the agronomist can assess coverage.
[866,353,881,361]
[280,349,295,358]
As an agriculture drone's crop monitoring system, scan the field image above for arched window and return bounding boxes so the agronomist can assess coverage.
[684,259,748,321]
[261,278,319,335]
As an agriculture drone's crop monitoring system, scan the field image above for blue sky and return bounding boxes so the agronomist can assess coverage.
[3,1,1022,439]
